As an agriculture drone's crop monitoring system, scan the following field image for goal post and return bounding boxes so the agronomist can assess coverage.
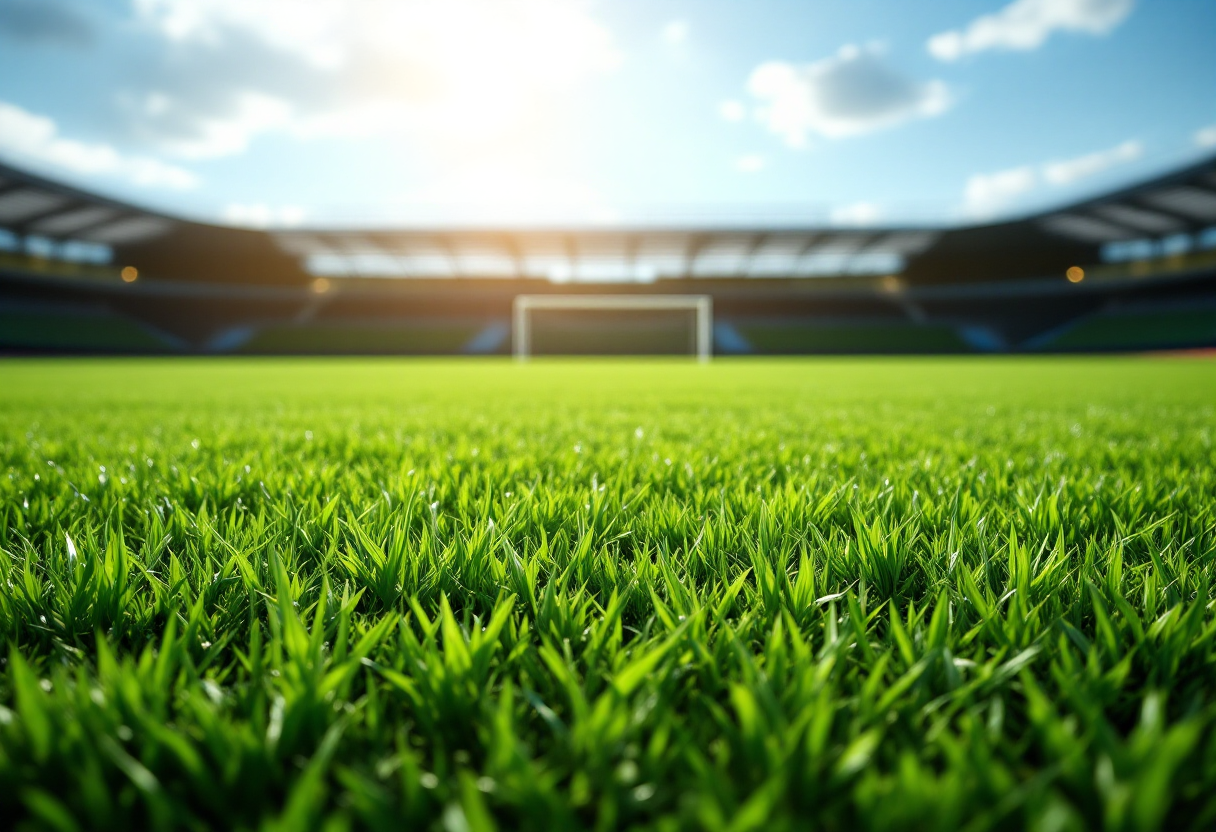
[513,294,713,361]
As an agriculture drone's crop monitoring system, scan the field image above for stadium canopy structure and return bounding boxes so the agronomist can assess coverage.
[1,155,1215,355]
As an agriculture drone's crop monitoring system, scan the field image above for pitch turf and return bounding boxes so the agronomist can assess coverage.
[1,357,1214,831]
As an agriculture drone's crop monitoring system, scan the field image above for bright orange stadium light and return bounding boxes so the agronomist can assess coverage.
[121,266,138,283]
[1066,266,1084,283]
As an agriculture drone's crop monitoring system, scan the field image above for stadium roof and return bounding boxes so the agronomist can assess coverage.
[1,154,1214,287]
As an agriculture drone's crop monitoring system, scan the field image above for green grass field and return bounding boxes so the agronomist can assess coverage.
[1,357,1215,831]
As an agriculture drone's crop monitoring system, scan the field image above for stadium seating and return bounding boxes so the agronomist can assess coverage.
[2,155,1214,354]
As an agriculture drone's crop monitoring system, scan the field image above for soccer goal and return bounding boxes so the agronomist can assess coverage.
[513,294,713,361]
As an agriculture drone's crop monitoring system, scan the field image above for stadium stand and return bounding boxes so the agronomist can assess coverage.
[1,155,1214,354]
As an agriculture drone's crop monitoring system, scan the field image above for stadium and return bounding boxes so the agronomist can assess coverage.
[3,154,1216,356]
[2,2,1216,830]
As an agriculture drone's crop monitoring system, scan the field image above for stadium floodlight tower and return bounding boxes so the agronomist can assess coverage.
[513,294,713,362]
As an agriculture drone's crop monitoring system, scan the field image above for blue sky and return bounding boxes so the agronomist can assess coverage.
[0,0,1213,228]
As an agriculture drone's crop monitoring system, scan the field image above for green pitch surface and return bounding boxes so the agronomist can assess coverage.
[1,357,1215,831]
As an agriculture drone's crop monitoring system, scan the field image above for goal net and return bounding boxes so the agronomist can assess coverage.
[513,295,712,361]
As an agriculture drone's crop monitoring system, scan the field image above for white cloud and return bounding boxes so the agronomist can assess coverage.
[663,20,688,46]
[735,154,765,173]
[718,100,746,122]
[964,138,1143,215]
[1196,124,1216,148]
[747,44,950,147]
[130,90,293,160]
[830,201,882,226]
[222,202,305,228]
[928,0,1134,61]
[964,165,1037,213]
[133,0,346,68]
[0,100,197,189]
[1042,139,1141,184]
[125,0,623,160]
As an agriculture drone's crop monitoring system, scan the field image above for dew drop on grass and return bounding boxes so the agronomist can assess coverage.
[616,760,639,784]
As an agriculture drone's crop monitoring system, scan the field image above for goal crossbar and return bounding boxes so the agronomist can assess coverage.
[513,294,712,361]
